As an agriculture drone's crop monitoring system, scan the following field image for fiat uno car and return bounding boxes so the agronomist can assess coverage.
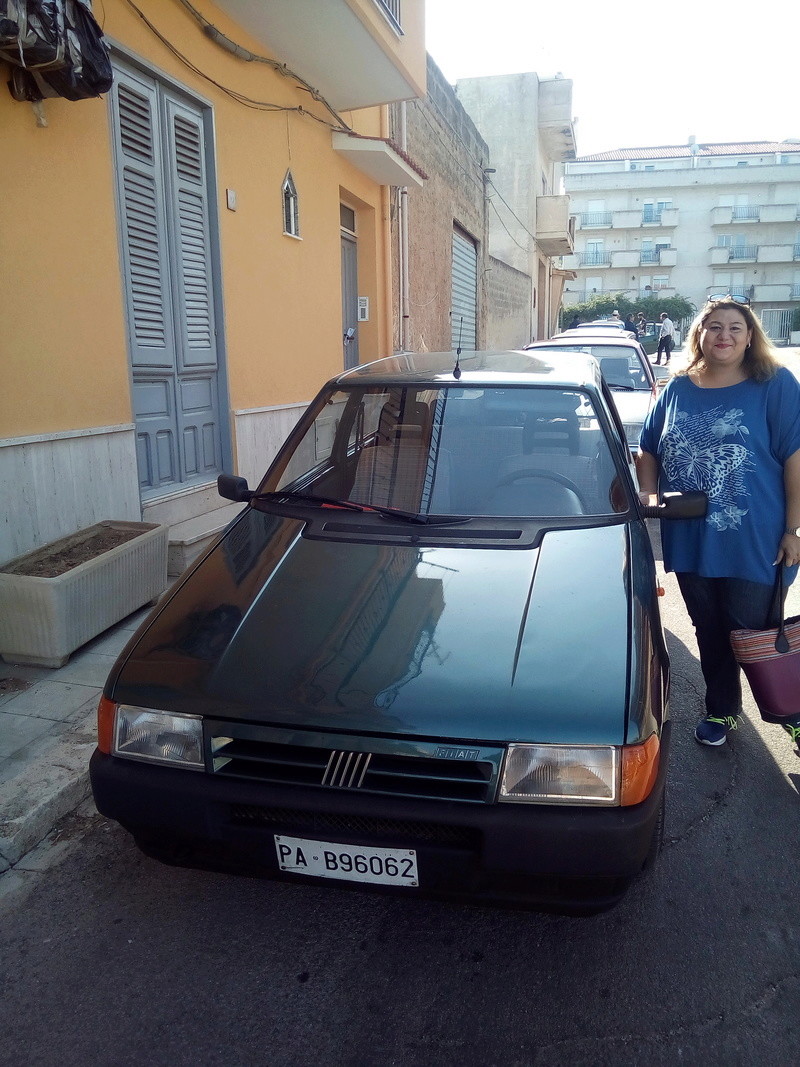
[525,334,657,455]
[90,351,705,914]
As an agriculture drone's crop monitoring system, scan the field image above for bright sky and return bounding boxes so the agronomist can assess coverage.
[425,0,798,157]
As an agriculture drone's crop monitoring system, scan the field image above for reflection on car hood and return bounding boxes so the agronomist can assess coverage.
[110,510,632,745]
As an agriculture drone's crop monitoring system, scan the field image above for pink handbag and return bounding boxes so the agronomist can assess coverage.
[730,567,800,723]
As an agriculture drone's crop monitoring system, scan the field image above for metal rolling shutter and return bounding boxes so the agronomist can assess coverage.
[451,228,477,350]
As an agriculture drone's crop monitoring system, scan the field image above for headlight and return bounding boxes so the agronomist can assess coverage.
[499,744,619,805]
[113,705,204,770]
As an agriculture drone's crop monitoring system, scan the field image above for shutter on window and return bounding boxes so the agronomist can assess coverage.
[451,229,478,350]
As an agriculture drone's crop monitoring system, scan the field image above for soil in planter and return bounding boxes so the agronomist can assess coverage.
[3,528,145,578]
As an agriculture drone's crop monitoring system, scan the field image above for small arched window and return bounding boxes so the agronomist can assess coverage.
[282,171,299,237]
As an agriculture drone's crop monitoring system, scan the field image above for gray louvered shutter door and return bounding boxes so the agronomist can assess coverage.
[451,228,478,351]
[113,66,179,491]
[163,91,222,482]
[111,60,224,496]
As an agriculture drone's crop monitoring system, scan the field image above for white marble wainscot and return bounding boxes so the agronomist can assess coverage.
[0,425,140,566]
[233,402,309,488]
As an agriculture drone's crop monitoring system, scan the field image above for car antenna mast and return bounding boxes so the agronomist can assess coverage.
[453,317,463,379]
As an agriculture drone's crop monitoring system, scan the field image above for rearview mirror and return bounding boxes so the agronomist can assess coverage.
[641,491,707,520]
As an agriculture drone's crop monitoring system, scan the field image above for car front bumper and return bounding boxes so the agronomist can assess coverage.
[90,724,669,913]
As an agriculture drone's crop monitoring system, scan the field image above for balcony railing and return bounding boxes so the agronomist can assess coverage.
[642,209,662,224]
[732,206,760,220]
[729,286,750,299]
[728,245,758,260]
[792,284,800,299]
[577,251,612,266]
[640,250,658,264]
[794,244,800,260]
[580,211,612,227]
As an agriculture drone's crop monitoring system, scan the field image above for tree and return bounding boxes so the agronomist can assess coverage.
[560,292,695,330]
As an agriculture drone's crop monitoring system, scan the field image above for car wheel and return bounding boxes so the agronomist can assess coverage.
[641,790,665,872]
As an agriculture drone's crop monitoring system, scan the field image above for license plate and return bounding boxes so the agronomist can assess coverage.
[274,835,418,887]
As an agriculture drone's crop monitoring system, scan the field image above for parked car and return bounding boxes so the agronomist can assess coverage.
[90,350,705,915]
[563,321,637,339]
[527,333,656,454]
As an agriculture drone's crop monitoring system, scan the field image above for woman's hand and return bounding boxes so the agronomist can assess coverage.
[775,532,800,568]
[638,490,657,507]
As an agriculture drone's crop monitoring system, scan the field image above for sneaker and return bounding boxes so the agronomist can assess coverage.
[782,722,800,746]
[694,715,739,746]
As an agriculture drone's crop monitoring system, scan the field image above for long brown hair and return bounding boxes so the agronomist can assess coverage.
[678,298,780,382]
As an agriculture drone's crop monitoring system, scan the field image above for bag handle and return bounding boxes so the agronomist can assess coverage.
[767,564,790,654]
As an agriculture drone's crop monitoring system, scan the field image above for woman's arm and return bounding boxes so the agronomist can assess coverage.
[776,448,800,566]
[635,449,659,506]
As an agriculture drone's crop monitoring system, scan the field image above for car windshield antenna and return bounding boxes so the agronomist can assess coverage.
[453,317,463,379]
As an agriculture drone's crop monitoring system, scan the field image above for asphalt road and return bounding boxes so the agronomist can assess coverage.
[2,366,800,1065]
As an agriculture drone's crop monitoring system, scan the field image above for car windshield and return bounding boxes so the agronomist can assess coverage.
[533,346,652,391]
[263,384,629,520]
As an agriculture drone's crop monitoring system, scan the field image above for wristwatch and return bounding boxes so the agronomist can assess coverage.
[787,526,800,537]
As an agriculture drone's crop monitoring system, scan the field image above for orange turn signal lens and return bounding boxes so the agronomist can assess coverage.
[97,695,117,754]
[620,733,660,806]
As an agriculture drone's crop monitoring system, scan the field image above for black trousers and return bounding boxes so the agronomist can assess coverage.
[676,572,783,718]
[655,337,673,363]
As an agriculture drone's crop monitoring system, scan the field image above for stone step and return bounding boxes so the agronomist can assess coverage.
[167,502,245,576]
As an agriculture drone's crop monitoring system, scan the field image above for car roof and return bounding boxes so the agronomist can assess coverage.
[540,334,643,349]
[332,350,602,390]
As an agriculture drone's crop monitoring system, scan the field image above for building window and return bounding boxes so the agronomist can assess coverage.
[374,0,402,33]
[736,160,748,167]
[652,275,670,290]
[282,172,300,237]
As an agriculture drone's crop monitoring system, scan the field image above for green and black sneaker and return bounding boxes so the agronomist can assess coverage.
[694,715,739,746]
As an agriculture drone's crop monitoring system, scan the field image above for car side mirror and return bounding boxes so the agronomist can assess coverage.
[641,490,707,520]
[217,473,253,502]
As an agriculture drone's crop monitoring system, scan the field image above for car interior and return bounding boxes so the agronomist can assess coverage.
[278,386,628,520]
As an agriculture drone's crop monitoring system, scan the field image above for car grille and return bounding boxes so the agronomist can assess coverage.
[229,805,479,848]
[207,722,501,804]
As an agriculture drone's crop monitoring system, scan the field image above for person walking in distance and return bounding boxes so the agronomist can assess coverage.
[636,298,800,747]
[655,311,674,365]
[624,313,639,338]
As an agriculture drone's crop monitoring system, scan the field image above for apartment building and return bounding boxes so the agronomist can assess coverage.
[562,140,800,341]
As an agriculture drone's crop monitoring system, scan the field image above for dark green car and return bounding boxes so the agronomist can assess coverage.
[90,351,705,914]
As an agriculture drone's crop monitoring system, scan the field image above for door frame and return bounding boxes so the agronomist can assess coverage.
[107,43,233,503]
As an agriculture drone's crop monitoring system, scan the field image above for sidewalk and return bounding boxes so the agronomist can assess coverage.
[0,603,152,873]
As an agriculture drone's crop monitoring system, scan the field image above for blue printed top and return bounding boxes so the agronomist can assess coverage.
[639,367,800,585]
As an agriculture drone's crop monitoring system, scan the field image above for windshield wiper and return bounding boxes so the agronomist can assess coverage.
[252,491,469,525]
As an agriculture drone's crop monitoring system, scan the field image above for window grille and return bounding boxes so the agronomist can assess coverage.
[374,0,402,32]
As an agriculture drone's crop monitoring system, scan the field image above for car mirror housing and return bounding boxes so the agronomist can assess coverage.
[217,473,253,502]
[641,491,708,520]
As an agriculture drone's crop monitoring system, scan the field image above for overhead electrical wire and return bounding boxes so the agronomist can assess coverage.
[123,0,352,131]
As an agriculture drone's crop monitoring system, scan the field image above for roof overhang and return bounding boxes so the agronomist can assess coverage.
[332,133,425,188]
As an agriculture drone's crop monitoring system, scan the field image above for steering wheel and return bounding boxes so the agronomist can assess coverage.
[494,467,588,511]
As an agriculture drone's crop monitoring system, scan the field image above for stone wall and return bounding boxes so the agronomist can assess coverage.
[484,257,533,349]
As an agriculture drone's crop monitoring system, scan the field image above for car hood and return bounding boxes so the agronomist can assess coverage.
[110,510,633,745]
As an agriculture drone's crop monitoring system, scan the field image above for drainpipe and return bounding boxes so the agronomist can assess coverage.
[398,101,410,352]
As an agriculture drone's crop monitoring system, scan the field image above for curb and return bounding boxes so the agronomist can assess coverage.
[0,710,95,871]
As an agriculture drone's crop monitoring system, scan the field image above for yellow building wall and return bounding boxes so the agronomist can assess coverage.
[1,0,399,440]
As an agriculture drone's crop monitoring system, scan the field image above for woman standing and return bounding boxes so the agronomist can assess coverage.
[637,298,800,746]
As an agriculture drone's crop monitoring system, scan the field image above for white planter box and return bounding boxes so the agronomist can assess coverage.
[790,331,800,345]
[0,521,168,668]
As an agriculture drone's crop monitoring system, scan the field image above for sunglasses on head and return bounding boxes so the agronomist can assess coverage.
[708,293,750,305]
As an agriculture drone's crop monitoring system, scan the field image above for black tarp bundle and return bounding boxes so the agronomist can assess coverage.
[1,0,112,101]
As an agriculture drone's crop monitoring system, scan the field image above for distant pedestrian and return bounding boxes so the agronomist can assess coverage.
[655,312,674,365]
[568,314,580,330]
[611,309,622,322]
[637,312,647,334]
[624,314,639,337]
